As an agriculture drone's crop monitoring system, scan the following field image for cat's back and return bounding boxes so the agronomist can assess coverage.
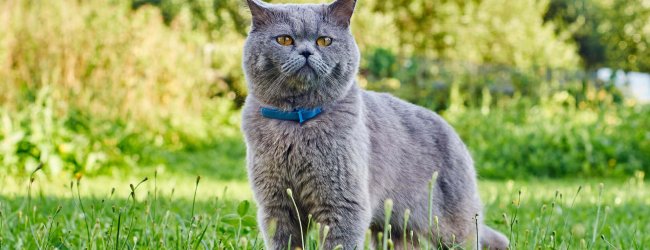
[360,89,474,182]
[361,90,464,150]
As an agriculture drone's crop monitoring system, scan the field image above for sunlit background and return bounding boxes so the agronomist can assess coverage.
[0,0,649,248]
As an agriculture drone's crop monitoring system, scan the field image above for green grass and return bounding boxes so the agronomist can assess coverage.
[0,170,647,249]
[0,171,256,249]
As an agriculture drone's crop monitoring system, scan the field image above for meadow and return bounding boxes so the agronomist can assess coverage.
[1,170,648,249]
[1,0,649,249]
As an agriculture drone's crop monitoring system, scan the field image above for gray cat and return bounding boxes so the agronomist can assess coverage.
[241,0,509,249]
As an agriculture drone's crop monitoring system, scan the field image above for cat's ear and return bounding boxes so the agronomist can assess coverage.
[327,0,357,27]
[246,0,272,27]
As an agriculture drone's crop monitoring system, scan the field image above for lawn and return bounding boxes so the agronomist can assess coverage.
[0,170,647,249]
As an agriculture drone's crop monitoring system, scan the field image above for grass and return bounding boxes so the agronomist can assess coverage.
[0,171,256,249]
[0,169,647,249]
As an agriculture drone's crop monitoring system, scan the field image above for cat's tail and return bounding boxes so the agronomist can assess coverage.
[480,225,509,250]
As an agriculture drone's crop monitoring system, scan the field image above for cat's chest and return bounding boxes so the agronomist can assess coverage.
[251,126,367,195]
[247,116,368,170]
[252,121,345,158]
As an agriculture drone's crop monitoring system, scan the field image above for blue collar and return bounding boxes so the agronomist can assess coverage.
[260,106,323,124]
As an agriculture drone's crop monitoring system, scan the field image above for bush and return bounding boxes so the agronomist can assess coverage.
[545,0,650,71]
[362,48,591,111]
[446,88,650,179]
[0,0,240,176]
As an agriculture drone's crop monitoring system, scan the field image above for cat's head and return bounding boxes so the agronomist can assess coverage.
[243,0,359,109]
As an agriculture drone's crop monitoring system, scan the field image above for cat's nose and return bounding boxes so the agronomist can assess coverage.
[299,50,313,58]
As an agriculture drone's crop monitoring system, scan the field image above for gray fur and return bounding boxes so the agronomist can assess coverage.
[241,0,508,249]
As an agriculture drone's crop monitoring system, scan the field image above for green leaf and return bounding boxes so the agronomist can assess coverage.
[237,200,250,217]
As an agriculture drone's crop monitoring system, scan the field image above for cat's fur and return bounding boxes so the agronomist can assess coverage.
[240,0,509,249]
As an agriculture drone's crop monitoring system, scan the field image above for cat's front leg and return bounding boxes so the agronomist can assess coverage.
[315,195,371,249]
[256,189,302,250]
[304,179,372,249]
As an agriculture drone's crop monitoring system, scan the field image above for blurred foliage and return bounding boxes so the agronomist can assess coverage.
[361,52,591,111]
[0,0,240,176]
[132,0,249,36]
[545,0,650,71]
[0,0,648,178]
[370,0,579,69]
[447,86,650,179]
[131,0,252,105]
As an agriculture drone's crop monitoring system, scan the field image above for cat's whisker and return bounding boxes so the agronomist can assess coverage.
[268,74,287,97]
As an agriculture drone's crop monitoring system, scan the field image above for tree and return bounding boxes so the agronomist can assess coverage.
[369,0,580,69]
[546,0,650,72]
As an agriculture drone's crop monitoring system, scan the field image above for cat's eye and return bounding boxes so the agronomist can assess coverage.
[276,35,294,46]
[316,36,333,47]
